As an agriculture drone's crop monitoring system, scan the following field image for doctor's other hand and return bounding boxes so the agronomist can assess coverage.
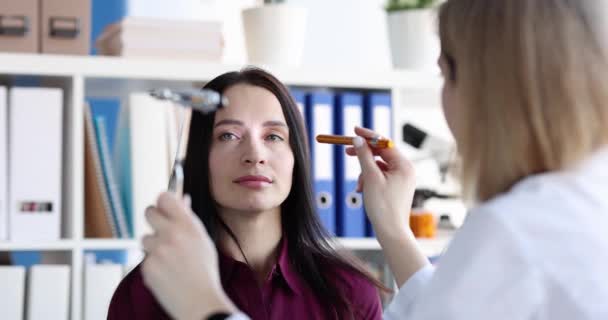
[141,192,237,320]
[346,126,417,238]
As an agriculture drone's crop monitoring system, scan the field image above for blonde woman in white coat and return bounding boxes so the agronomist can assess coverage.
[138,0,608,319]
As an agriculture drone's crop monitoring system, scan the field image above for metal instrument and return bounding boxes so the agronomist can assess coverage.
[149,88,227,196]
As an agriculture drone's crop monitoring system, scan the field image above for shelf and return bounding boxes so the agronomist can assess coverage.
[0,240,75,251]
[338,238,382,251]
[79,239,141,250]
[0,53,441,89]
[338,230,453,257]
[0,239,139,251]
[0,231,453,256]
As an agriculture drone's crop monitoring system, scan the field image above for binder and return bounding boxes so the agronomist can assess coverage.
[40,0,91,55]
[26,265,71,320]
[87,97,121,154]
[113,101,133,237]
[0,86,7,240]
[114,93,172,239]
[84,250,127,265]
[93,116,129,238]
[290,88,306,120]
[364,92,392,137]
[84,103,129,239]
[305,91,336,235]
[9,251,41,267]
[9,87,63,241]
[335,92,365,237]
[84,263,123,320]
[84,105,117,238]
[86,98,126,238]
[0,0,39,53]
[0,266,26,320]
[290,88,307,138]
[364,92,392,237]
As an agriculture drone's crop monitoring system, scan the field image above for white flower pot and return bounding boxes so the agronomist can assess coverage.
[242,4,307,67]
[387,8,440,70]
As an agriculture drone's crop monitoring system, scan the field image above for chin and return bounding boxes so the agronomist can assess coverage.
[219,197,281,213]
[214,188,289,213]
[238,200,279,212]
[240,205,275,213]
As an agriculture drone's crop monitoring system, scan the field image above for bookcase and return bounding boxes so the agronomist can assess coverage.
[0,52,449,319]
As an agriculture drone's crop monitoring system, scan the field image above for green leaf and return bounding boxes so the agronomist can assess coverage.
[385,0,438,11]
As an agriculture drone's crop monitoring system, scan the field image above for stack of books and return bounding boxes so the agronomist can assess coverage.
[95,17,223,61]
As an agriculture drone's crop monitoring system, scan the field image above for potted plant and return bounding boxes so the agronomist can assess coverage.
[242,0,308,67]
[385,0,441,70]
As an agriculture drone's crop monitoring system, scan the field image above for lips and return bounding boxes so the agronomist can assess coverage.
[234,175,273,183]
[233,175,273,188]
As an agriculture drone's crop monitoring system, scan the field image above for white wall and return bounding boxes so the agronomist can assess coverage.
[126,0,392,69]
[288,0,392,69]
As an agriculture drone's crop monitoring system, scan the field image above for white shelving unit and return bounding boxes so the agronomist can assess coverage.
[0,53,448,320]
[0,234,450,257]
[339,230,452,256]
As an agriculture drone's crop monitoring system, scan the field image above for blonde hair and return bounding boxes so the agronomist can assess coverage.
[439,0,608,203]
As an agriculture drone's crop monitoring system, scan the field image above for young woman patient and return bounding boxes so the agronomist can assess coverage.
[108,68,384,320]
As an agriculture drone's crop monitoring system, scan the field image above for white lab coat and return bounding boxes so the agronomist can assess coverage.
[384,147,608,320]
[230,147,608,320]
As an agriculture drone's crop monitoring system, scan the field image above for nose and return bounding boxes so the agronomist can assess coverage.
[241,137,266,165]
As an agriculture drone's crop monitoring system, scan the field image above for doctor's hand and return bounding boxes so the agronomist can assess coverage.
[141,192,237,320]
[346,126,416,237]
[346,127,429,286]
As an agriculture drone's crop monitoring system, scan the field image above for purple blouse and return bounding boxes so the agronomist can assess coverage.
[108,240,383,320]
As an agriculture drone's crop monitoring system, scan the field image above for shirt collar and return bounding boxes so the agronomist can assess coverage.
[275,238,303,295]
[218,248,237,287]
[218,237,304,296]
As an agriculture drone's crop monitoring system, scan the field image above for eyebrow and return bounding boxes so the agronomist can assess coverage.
[263,120,288,128]
[214,119,288,128]
[214,119,243,128]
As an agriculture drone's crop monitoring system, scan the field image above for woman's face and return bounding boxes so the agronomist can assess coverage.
[208,83,295,213]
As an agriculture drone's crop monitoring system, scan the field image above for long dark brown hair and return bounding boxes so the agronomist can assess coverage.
[183,67,385,319]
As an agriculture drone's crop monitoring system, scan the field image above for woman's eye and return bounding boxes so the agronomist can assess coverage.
[266,134,284,142]
[219,132,238,141]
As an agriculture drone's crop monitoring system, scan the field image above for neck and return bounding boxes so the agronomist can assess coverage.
[218,207,283,284]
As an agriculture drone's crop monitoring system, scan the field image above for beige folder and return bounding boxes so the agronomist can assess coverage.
[40,0,91,55]
[0,0,39,53]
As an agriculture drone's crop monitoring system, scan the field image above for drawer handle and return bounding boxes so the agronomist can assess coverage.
[49,16,80,38]
[0,15,29,36]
